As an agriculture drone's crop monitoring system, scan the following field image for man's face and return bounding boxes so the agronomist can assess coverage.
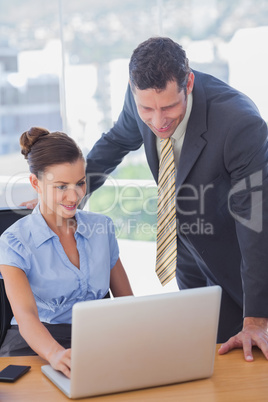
[132,72,194,139]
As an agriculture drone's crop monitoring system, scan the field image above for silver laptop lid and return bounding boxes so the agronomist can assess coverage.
[69,286,221,398]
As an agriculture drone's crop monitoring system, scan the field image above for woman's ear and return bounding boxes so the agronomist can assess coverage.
[29,174,41,193]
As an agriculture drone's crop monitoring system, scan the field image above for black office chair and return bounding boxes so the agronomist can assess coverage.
[0,208,32,346]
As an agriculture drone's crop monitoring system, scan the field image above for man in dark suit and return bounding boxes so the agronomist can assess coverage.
[22,37,268,359]
[85,37,268,360]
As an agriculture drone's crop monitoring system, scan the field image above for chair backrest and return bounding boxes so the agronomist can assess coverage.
[0,278,13,346]
[0,208,32,346]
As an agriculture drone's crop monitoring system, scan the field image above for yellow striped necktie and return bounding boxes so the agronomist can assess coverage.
[156,138,177,285]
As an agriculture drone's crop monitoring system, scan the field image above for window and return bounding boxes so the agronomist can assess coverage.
[0,0,267,294]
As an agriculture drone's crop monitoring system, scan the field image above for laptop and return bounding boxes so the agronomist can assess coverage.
[41,285,222,399]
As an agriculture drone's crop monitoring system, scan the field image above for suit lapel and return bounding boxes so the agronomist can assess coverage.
[143,126,159,182]
[176,73,208,188]
[176,127,207,188]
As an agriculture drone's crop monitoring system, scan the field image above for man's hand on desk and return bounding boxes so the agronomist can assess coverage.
[218,317,268,361]
[20,198,38,209]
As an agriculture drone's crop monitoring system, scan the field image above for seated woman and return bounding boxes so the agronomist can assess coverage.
[0,127,133,378]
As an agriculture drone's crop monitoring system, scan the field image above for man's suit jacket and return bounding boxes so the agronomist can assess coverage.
[86,70,268,340]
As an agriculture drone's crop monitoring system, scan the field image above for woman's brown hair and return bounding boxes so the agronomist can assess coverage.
[20,127,84,177]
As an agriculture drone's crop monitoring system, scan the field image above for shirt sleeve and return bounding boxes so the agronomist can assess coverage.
[0,231,30,277]
[106,217,119,270]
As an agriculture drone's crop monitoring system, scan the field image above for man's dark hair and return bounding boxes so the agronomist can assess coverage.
[129,37,191,94]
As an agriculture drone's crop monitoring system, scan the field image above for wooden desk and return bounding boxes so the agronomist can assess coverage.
[0,347,267,401]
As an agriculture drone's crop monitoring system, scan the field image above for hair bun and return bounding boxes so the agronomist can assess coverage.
[20,127,50,158]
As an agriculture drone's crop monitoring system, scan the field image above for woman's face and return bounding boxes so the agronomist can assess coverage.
[31,159,86,221]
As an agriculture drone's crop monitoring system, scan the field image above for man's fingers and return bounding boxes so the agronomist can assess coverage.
[218,336,241,355]
[242,337,254,361]
[251,333,268,360]
[218,342,231,355]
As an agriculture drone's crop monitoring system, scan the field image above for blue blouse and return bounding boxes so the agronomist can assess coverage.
[0,207,119,325]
